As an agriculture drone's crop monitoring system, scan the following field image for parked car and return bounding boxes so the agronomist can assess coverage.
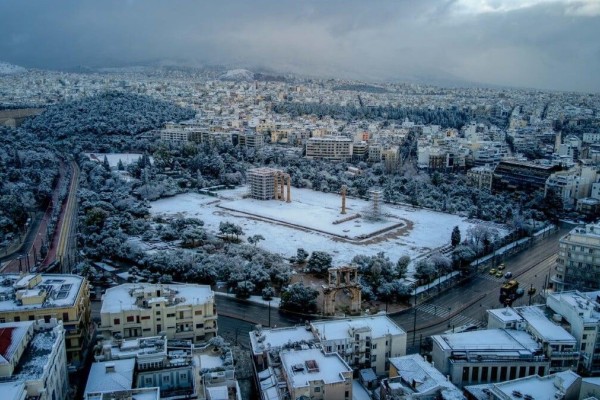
[495,271,504,278]
[498,263,506,270]
[489,268,497,275]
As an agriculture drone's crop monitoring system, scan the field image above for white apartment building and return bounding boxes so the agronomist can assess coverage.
[546,291,600,375]
[545,167,597,209]
[310,316,407,374]
[305,136,353,162]
[554,224,600,292]
[100,283,217,343]
[583,132,600,144]
[0,320,69,400]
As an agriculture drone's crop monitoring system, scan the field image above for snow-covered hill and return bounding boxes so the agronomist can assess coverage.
[0,62,27,75]
[219,69,254,81]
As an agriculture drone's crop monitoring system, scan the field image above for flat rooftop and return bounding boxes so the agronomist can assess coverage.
[101,283,214,313]
[492,370,580,400]
[85,359,136,395]
[280,348,351,389]
[311,315,406,341]
[13,326,60,382]
[0,274,84,311]
[388,354,460,395]
[516,306,576,343]
[433,329,540,353]
[250,326,316,355]
[487,307,523,324]
[85,387,160,400]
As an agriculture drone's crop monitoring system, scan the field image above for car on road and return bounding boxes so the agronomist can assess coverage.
[489,268,497,275]
[495,271,504,278]
[498,263,506,270]
[504,271,513,279]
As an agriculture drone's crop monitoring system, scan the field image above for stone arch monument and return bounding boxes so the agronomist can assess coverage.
[322,265,361,315]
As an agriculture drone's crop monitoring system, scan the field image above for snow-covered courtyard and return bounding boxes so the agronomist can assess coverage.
[150,188,502,272]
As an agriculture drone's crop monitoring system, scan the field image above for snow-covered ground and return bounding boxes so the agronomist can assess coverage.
[84,153,153,167]
[150,188,504,272]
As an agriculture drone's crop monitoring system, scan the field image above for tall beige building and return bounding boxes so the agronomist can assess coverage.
[99,283,217,343]
[0,273,91,368]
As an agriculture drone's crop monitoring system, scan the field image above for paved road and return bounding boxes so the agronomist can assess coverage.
[0,160,70,273]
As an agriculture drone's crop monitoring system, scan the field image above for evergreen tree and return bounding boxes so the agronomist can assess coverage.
[451,226,461,247]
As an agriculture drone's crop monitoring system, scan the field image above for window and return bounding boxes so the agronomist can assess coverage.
[62,312,69,322]
[509,366,517,380]
[196,323,204,329]
[519,366,526,377]
[372,343,377,350]
[195,310,203,315]
[471,367,479,382]
[371,355,376,362]
[538,366,545,376]
[114,318,120,325]
[44,315,51,323]
[180,373,187,381]
[155,311,161,315]
[28,315,34,321]
[14,316,20,322]
[127,316,134,322]
[314,387,321,393]
[0,318,5,323]
[167,313,175,318]
[481,367,488,381]
[141,316,151,320]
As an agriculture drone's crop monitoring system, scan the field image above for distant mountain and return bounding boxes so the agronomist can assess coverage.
[219,69,255,81]
[0,62,27,75]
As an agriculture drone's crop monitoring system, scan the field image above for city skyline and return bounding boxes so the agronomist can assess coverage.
[0,0,599,93]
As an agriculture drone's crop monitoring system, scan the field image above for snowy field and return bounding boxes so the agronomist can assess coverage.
[150,188,501,271]
[84,153,153,167]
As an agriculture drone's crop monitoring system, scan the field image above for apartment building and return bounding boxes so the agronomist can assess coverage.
[238,131,264,148]
[99,283,217,343]
[305,136,353,162]
[0,320,69,400]
[545,167,597,209]
[430,329,549,388]
[492,160,561,193]
[487,306,579,373]
[467,166,494,191]
[310,316,407,374]
[546,291,600,375]
[280,348,353,400]
[554,223,600,291]
[0,273,91,367]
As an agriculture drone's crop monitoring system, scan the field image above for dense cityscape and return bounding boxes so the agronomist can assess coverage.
[1,2,600,400]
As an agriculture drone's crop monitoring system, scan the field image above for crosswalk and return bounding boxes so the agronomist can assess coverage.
[417,304,485,330]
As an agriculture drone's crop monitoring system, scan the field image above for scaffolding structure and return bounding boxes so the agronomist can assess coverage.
[247,167,291,202]
[368,188,383,219]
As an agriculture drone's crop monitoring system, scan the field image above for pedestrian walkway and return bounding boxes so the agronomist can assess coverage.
[417,304,485,330]
[417,304,452,318]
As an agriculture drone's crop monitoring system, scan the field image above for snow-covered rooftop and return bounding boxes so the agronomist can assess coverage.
[487,307,523,324]
[311,315,406,341]
[0,274,85,311]
[491,370,580,400]
[0,381,25,400]
[0,322,32,366]
[97,336,167,361]
[516,306,576,343]
[85,387,160,400]
[84,359,136,395]
[12,325,61,382]
[433,329,540,353]
[250,325,316,355]
[280,348,352,388]
[388,354,462,395]
[101,283,213,314]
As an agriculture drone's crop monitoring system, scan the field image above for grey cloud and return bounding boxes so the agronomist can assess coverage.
[0,0,598,92]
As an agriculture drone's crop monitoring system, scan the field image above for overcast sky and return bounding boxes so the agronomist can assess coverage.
[1,0,598,92]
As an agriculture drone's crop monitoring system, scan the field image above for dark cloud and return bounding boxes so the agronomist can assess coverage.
[0,0,598,92]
